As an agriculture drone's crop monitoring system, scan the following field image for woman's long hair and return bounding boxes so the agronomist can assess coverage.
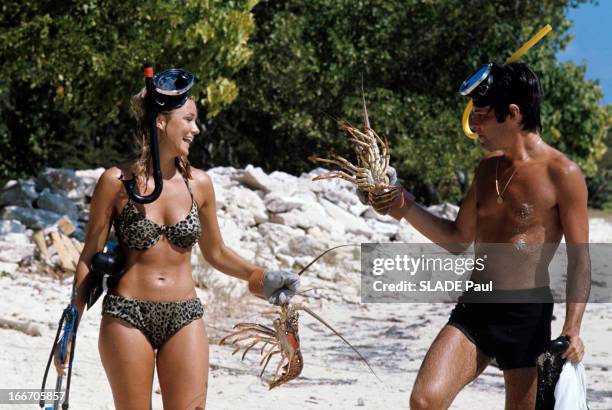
[129,88,193,191]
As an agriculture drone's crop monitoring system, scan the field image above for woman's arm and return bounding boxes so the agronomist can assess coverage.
[73,168,122,323]
[54,167,121,374]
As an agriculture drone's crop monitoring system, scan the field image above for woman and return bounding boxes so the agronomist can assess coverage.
[53,69,299,409]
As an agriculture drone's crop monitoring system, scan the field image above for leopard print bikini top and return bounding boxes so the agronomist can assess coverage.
[115,176,201,251]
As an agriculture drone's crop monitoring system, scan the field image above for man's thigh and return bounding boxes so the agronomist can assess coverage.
[503,367,537,410]
[411,325,491,409]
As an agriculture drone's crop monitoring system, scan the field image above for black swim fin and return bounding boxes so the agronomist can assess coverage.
[535,336,570,410]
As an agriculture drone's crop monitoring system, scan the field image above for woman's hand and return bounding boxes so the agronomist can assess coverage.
[261,270,301,305]
[53,339,72,376]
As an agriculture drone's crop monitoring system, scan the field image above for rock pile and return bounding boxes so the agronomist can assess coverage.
[0,165,457,297]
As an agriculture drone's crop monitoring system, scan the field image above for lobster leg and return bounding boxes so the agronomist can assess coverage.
[272,355,288,381]
[311,170,358,185]
[241,339,263,361]
[260,343,278,366]
[329,154,363,173]
[219,325,276,344]
[260,350,280,377]
[309,155,360,176]
[233,323,277,334]
[227,334,277,348]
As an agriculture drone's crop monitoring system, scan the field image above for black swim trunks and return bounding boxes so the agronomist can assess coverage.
[448,287,553,370]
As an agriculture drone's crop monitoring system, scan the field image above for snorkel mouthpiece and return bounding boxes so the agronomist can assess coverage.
[123,64,196,204]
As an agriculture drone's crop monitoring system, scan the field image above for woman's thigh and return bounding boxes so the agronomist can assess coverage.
[156,318,209,410]
[98,315,155,410]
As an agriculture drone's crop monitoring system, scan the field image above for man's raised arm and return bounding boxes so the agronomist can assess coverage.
[373,166,481,253]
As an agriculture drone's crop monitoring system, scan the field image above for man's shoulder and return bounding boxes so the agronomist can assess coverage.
[543,148,587,203]
[546,148,583,181]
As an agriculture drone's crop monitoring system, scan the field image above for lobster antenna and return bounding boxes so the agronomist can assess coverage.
[297,243,360,277]
[294,287,320,296]
[361,74,371,130]
[298,304,382,382]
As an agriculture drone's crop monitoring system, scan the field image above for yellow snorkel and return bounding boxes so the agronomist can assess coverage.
[461,24,553,139]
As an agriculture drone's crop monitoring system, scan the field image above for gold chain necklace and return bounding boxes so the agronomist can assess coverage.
[495,158,519,204]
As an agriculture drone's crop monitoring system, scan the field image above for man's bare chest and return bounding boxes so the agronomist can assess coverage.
[475,167,559,237]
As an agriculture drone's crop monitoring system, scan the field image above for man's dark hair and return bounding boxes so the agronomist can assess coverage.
[473,62,543,132]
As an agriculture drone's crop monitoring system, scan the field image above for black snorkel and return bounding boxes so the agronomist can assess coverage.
[122,64,163,204]
[123,64,195,204]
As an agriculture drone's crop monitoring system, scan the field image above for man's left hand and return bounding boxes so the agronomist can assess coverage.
[561,333,585,363]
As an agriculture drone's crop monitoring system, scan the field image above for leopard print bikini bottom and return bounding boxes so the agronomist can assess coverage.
[102,294,204,349]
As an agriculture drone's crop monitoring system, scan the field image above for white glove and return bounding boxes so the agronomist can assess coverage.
[262,270,301,305]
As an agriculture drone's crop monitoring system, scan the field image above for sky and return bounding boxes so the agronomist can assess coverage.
[557,1,612,105]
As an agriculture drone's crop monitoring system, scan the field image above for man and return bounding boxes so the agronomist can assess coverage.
[371,62,590,409]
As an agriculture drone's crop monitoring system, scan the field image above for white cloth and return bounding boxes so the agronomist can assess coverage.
[554,361,588,410]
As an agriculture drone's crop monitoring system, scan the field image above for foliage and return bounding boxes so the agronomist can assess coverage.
[587,127,612,209]
[208,0,611,204]
[0,0,259,183]
[1,0,610,208]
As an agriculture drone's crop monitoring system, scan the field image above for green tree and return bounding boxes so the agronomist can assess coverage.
[209,0,611,204]
[0,0,259,183]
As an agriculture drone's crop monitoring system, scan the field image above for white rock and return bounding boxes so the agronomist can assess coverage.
[36,168,83,199]
[270,202,343,234]
[348,202,370,217]
[0,261,19,275]
[319,198,372,236]
[226,186,268,224]
[75,168,105,198]
[0,206,65,230]
[192,262,247,299]
[1,232,30,245]
[225,203,258,227]
[361,208,398,223]
[269,170,299,186]
[395,224,429,243]
[367,219,399,238]
[316,269,336,281]
[212,183,226,210]
[264,191,316,213]
[275,253,295,269]
[217,217,244,249]
[0,233,35,263]
[257,223,305,247]
[207,167,237,194]
[321,187,358,207]
[237,165,280,193]
[288,235,329,257]
[427,202,459,220]
[300,169,354,194]
[0,220,27,235]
